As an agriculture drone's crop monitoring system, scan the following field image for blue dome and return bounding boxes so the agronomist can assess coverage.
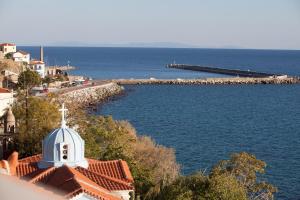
[38,126,88,169]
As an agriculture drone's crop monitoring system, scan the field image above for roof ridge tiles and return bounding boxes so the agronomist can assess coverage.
[118,160,134,182]
[64,167,122,200]
[87,159,134,183]
[64,166,112,193]
[76,166,133,189]
[19,154,42,163]
[75,182,121,200]
[29,167,55,184]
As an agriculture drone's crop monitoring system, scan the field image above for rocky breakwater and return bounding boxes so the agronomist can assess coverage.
[113,76,300,85]
[59,82,124,107]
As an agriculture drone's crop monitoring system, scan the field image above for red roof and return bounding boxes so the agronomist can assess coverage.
[0,88,10,93]
[30,60,44,65]
[0,43,15,46]
[16,155,134,200]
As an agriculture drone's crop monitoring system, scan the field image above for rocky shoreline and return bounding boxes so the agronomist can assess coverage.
[110,77,300,85]
[59,82,124,108]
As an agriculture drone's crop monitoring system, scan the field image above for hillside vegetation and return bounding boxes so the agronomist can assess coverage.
[12,89,277,200]
[0,58,23,74]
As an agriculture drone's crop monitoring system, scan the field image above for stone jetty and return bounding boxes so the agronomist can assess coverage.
[50,76,298,108]
[166,64,278,78]
[59,82,124,106]
[110,77,300,85]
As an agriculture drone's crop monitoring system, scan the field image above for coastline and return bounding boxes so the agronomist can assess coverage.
[58,82,124,108]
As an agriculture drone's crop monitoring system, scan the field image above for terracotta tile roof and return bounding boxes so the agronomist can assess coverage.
[76,167,134,191]
[15,155,134,200]
[0,88,10,93]
[0,43,15,46]
[30,60,44,65]
[36,166,120,200]
[87,159,134,182]
[19,154,42,163]
[16,162,40,177]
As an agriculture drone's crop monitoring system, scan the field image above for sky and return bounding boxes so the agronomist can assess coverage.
[0,0,300,49]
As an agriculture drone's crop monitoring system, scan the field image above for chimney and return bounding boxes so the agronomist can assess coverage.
[40,46,44,62]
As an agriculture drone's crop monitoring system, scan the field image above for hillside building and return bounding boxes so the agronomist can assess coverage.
[0,43,16,56]
[12,50,30,64]
[29,60,46,78]
[0,88,14,117]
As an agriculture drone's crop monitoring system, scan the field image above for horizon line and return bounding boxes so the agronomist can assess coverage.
[16,45,300,51]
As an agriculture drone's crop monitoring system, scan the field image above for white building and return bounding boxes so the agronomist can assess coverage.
[0,88,13,117]
[12,50,30,64]
[29,60,46,78]
[0,43,16,56]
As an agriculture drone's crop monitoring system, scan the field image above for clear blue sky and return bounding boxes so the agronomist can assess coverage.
[0,0,299,49]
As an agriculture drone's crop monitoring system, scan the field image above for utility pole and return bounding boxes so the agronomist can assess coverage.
[23,67,29,130]
[25,86,28,130]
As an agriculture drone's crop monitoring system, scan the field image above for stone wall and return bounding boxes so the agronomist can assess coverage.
[59,82,123,107]
[113,77,300,85]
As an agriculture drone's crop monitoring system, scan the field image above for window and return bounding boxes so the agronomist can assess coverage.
[62,144,68,159]
[60,143,69,160]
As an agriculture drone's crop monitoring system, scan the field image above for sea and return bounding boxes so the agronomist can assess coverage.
[22,47,300,199]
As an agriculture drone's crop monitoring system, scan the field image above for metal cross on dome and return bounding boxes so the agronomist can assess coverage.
[59,103,68,128]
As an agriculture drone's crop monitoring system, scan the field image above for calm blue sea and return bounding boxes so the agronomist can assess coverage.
[22,47,300,78]
[22,47,300,199]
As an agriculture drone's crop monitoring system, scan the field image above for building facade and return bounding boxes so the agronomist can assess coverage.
[0,88,14,117]
[29,60,46,78]
[0,43,16,56]
[12,50,30,64]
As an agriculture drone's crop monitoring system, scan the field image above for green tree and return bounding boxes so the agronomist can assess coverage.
[13,96,60,157]
[155,173,207,200]
[17,69,42,90]
[211,152,277,200]
[155,172,247,200]
[207,174,247,200]
[4,53,13,59]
